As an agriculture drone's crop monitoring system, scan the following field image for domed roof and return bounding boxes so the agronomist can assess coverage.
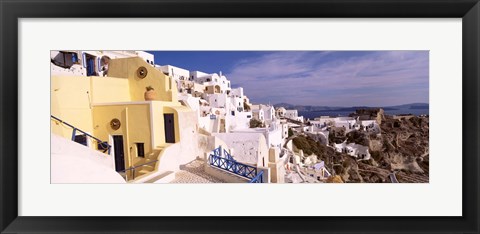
[277,107,286,112]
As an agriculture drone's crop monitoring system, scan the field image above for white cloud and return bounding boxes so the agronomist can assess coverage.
[227,51,429,106]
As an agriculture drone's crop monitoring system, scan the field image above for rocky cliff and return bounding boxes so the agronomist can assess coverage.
[334,115,429,183]
[294,110,429,183]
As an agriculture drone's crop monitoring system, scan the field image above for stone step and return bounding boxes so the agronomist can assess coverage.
[142,164,155,171]
[137,169,152,177]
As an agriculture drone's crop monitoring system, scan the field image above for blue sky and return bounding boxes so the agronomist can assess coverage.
[148,51,429,107]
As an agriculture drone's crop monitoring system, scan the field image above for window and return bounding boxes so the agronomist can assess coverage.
[247,115,252,118]
[97,141,108,151]
[74,134,87,146]
[72,53,78,63]
[136,143,145,157]
[231,111,235,116]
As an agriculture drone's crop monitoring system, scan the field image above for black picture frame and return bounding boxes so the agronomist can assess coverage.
[1,0,479,233]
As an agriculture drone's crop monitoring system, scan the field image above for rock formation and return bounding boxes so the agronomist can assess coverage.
[340,115,429,183]
[293,110,429,183]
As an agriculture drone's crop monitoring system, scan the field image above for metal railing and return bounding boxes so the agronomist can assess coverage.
[209,148,260,180]
[249,170,264,183]
[208,146,265,183]
[120,160,159,181]
[212,147,221,157]
[223,149,235,161]
[209,154,258,180]
[51,115,111,154]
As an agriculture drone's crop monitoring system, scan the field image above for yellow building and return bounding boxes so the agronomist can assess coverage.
[51,57,198,181]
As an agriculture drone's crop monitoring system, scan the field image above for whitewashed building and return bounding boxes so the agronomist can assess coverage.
[276,107,286,118]
[304,125,329,145]
[312,116,380,134]
[251,104,276,125]
[191,71,231,94]
[334,141,371,160]
[232,123,284,149]
[285,109,298,119]
[284,109,304,123]
[156,65,192,94]
[213,132,269,167]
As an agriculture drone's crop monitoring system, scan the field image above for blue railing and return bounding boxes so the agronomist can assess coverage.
[212,147,221,157]
[209,154,257,180]
[209,146,264,182]
[51,115,111,154]
[223,149,235,161]
[249,170,264,183]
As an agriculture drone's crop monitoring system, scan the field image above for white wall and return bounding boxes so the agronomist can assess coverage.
[155,110,200,172]
[230,96,244,111]
[281,123,289,138]
[51,134,125,183]
[213,132,268,167]
[199,116,215,132]
[178,94,200,111]
[261,106,276,123]
[190,70,209,81]
[266,127,283,148]
[229,87,243,98]
[226,111,252,131]
[207,93,227,108]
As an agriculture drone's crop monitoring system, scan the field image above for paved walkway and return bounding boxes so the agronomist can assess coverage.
[170,159,225,183]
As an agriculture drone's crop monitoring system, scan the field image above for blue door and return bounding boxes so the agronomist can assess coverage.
[86,57,95,76]
[113,135,125,172]
[164,114,176,143]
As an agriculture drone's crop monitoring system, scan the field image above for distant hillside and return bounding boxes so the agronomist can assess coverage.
[388,103,429,110]
[326,106,397,112]
[274,103,342,111]
[274,103,429,112]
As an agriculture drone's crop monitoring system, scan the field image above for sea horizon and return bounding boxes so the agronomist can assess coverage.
[299,107,429,119]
